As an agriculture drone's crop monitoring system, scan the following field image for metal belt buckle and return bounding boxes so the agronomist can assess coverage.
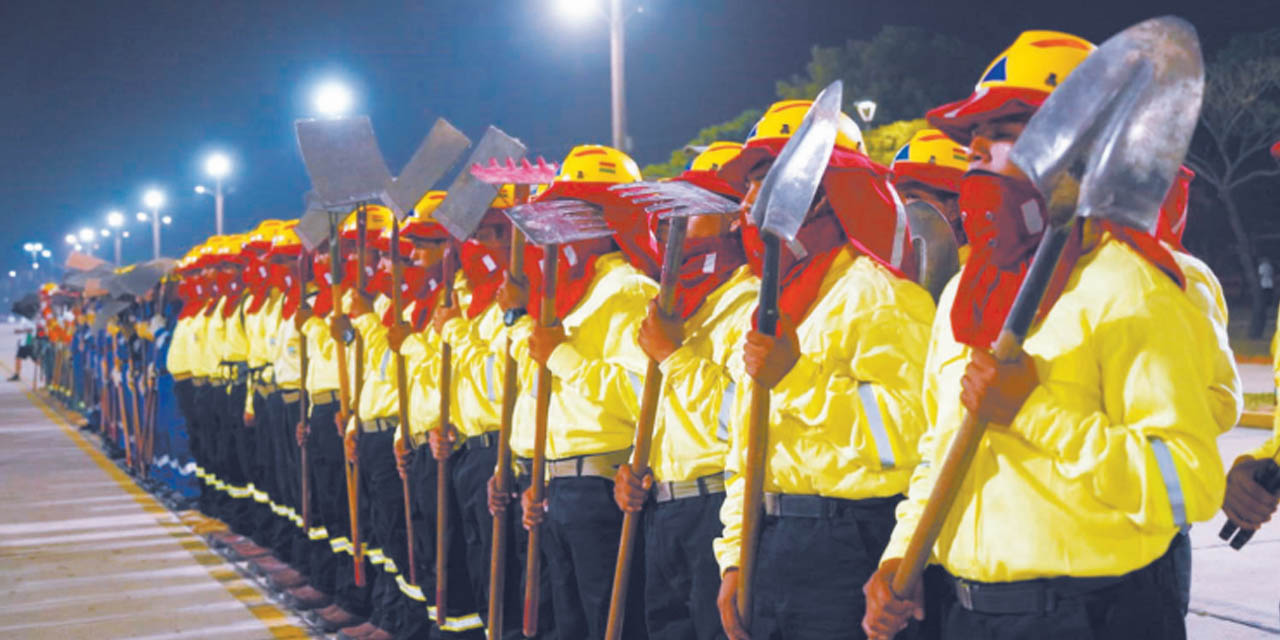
[956,580,974,611]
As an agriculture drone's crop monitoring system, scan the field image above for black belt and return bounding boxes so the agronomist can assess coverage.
[762,493,902,519]
[515,457,533,478]
[948,540,1178,615]
[463,432,498,451]
[952,574,1125,615]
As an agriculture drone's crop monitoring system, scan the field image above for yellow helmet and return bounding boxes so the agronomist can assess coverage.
[413,191,448,219]
[178,241,206,271]
[554,145,642,184]
[404,191,451,241]
[490,183,517,209]
[268,220,302,256]
[340,204,395,239]
[927,31,1094,145]
[720,100,864,192]
[890,129,970,194]
[243,219,287,254]
[688,142,743,173]
[212,234,246,265]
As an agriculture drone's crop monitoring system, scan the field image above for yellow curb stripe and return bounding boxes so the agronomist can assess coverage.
[25,390,309,639]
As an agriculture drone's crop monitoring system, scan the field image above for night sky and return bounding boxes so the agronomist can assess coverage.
[2,0,1275,278]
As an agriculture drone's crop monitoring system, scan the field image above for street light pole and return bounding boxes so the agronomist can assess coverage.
[215,177,224,236]
[609,0,626,151]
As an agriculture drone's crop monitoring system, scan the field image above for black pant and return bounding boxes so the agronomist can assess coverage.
[359,429,429,638]
[408,445,484,637]
[446,441,521,635]
[308,400,372,616]
[644,493,726,640]
[544,475,646,639]
[933,541,1185,640]
[749,497,900,640]
[512,470,557,639]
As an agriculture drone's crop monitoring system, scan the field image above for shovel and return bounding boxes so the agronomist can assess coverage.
[468,157,556,640]
[602,180,741,639]
[504,196,614,637]
[889,15,1205,602]
[735,79,845,625]
[902,199,960,302]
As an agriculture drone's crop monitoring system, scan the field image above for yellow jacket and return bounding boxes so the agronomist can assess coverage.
[714,250,935,573]
[1245,295,1280,462]
[269,298,303,391]
[1171,249,1242,441]
[215,297,250,365]
[302,313,341,394]
[243,291,281,417]
[649,265,757,482]
[508,252,656,460]
[188,305,220,379]
[402,322,442,449]
[166,315,195,379]
[882,236,1230,582]
[441,274,512,440]
[352,295,398,425]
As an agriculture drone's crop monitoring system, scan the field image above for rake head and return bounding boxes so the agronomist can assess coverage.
[470,156,560,185]
[609,181,740,220]
[503,199,613,246]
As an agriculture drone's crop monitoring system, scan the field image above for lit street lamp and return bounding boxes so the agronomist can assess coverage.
[107,210,125,264]
[77,227,96,256]
[855,99,877,132]
[197,152,231,235]
[556,0,636,151]
[313,81,354,118]
[143,189,165,259]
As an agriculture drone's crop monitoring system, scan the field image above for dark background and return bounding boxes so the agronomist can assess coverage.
[1,0,1275,277]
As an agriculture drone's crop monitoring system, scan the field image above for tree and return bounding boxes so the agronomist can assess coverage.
[642,108,762,179]
[1185,29,1280,338]
[861,118,928,166]
[776,26,986,127]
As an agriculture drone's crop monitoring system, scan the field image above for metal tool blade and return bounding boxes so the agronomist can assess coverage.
[295,116,394,209]
[608,181,740,220]
[296,210,332,252]
[433,126,529,240]
[1011,16,1204,233]
[503,199,613,246]
[470,156,560,185]
[115,258,178,298]
[903,200,960,301]
[382,118,472,220]
[749,80,843,243]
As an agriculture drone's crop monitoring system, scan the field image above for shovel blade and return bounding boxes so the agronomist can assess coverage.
[504,199,613,246]
[434,126,529,241]
[470,156,560,185]
[903,200,960,301]
[383,118,472,220]
[609,181,740,219]
[1011,16,1204,233]
[295,116,394,209]
[750,80,843,243]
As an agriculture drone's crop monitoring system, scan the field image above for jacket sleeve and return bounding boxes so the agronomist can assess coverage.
[545,281,653,421]
[770,294,932,473]
[1008,287,1227,530]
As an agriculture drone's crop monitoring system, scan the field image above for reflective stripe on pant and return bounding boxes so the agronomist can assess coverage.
[643,492,726,640]
[749,496,900,640]
[544,476,646,639]
[308,400,371,617]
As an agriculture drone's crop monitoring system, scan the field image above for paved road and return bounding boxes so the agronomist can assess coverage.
[0,343,312,638]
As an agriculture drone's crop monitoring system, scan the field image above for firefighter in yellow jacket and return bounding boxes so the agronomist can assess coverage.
[711,100,936,640]
[421,186,527,636]
[863,31,1231,640]
[509,145,657,638]
[610,142,759,639]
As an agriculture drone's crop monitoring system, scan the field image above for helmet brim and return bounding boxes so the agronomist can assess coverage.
[925,86,1048,146]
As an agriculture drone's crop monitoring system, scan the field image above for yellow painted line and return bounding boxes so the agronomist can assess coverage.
[24,389,311,639]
